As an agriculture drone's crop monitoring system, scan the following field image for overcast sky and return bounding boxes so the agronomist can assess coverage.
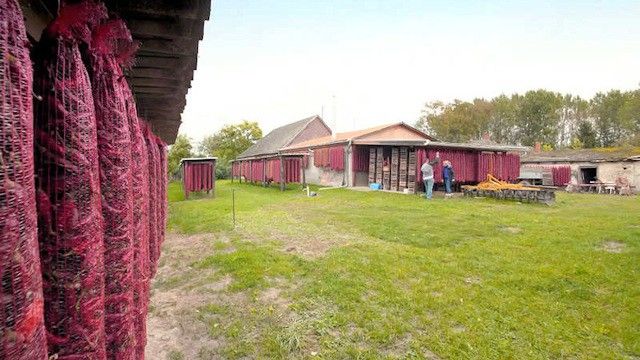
[179,0,640,141]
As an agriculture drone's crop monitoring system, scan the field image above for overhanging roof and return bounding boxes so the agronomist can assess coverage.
[282,122,437,151]
[20,0,211,144]
[352,140,528,152]
[522,147,640,163]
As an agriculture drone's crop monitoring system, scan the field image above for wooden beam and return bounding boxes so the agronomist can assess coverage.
[133,57,194,71]
[279,156,285,191]
[103,0,211,20]
[127,18,204,40]
[137,38,199,56]
[130,78,183,88]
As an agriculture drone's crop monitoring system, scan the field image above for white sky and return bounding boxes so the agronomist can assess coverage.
[178,0,640,142]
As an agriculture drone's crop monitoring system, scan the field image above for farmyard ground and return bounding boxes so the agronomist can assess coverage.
[146,181,639,359]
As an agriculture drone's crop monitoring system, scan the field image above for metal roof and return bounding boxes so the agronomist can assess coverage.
[180,157,217,164]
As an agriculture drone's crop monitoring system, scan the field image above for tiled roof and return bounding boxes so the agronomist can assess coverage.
[237,115,327,159]
[282,122,434,150]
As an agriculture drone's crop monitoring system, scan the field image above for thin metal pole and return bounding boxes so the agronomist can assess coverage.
[232,189,236,228]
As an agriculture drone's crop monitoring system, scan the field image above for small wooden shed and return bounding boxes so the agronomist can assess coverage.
[181,157,217,199]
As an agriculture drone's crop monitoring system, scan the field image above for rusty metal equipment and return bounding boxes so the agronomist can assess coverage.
[462,174,555,205]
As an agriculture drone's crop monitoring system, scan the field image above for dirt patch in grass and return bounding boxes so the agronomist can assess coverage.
[239,222,360,259]
[499,226,522,234]
[258,287,291,311]
[598,241,627,253]
[452,324,467,333]
[464,276,482,285]
[146,232,235,359]
[383,333,413,357]
[147,232,314,358]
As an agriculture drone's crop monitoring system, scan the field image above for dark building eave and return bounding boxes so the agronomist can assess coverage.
[20,0,211,144]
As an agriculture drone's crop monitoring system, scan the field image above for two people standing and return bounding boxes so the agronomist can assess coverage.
[420,152,455,199]
[421,152,439,199]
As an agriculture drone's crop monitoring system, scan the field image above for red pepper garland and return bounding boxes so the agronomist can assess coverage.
[33,2,108,358]
[156,137,168,267]
[0,0,48,359]
[88,19,137,359]
[120,49,151,360]
[143,122,160,276]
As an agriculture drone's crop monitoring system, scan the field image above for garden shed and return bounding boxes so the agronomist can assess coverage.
[181,157,217,199]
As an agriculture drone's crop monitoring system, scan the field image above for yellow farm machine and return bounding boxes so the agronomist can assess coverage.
[462,174,556,205]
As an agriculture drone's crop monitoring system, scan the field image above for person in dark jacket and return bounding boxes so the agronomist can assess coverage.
[442,160,454,197]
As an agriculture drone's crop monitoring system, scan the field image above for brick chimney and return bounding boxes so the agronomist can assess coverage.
[482,132,491,141]
[534,142,542,153]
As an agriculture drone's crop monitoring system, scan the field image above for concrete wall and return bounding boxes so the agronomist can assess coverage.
[526,160,639,192]
[589,162,639,190]
[354,172,369,186]
[303,146,349,187]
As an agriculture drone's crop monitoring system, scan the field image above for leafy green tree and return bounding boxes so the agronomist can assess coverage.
[516,90,562,146]
[591,90,627,146]
[417,100,490,142]
[199,120,263,161]
[416,101,444,136]
[575,120,598,148]
[488,94,519,144]
[570,137,583,150]
[167,134,193,176]
[416,87,639,148]
[621,89,640,136]
[558,95,589,147]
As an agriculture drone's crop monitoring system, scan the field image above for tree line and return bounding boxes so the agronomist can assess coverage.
[167,120,263,178]
[415,89,640,149]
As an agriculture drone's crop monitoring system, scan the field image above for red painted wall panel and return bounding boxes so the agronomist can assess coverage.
[183,161,215,198]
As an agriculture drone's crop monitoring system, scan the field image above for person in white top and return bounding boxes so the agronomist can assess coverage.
[420,151,440,199]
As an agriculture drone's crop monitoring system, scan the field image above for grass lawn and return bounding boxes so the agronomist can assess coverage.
[149,180,640,359]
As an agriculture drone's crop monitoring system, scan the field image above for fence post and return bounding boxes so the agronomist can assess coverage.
[232,189,236,228]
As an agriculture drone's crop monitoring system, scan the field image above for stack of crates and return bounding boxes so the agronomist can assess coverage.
[390,147,399,191]
[368,148,376,184]
[383,158,391,191]
[408,149,417,193]
[399,147,408,190]
[375,147,383,184]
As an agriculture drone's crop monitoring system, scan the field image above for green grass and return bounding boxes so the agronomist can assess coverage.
[165,180,640,359]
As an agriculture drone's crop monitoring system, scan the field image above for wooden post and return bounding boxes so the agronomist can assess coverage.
[302,157,307,188]
[263,159,267,187]
[212,160,216,198]
[279,156,285,191]
[183,163,189,199]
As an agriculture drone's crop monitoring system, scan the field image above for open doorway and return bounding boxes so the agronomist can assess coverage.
[580,167,597,184]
